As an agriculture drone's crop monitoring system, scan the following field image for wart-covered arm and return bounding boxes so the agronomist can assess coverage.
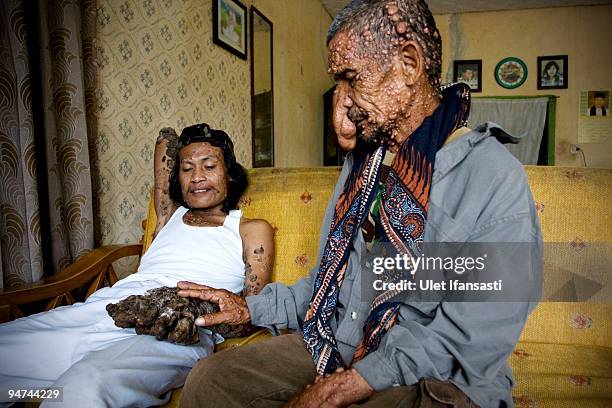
[153,128,180,238]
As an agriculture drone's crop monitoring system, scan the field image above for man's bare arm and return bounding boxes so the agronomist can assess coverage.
[212,219,274,337]
[240,219,274,297]
[153,128,180,238]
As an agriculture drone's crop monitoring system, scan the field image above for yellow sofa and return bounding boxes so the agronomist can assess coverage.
[2,166,610,407]
[162,166,612,407]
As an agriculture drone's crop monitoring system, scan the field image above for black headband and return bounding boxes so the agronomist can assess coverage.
[179,123,236,162]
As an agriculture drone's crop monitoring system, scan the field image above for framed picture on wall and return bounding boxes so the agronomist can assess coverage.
[453,60,482,92]
[582,90,609,117]
[537,55,568,90]
[495,57,528,89]
[212,0,247,60]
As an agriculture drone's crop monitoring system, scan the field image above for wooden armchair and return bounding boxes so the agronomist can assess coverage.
[0,192,267,350]
[0,244,143,322]
[0,194,159,321]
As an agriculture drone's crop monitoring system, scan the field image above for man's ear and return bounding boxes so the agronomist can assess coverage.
[399,41,424,86]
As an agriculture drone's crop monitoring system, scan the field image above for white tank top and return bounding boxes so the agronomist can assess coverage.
[125,206,246,293]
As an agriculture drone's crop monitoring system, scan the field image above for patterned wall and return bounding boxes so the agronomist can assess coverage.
[95,0,251,248]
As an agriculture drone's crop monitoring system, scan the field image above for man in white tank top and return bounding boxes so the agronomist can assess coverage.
[0,123,274,407]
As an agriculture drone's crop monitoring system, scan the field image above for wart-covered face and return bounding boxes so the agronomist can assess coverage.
[178,142,228,211]
[328,30,410,146]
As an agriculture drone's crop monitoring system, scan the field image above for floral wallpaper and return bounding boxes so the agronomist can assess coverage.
[95,0,251,249]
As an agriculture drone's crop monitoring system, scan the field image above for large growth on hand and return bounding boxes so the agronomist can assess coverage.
[106,286,230,345]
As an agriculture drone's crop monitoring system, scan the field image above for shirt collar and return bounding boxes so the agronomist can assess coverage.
[432,122,520,182]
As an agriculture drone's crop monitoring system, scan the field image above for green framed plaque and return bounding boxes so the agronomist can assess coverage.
[495,57,528,89]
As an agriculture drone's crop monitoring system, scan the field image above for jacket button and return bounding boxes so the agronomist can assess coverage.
[351,311,358,320]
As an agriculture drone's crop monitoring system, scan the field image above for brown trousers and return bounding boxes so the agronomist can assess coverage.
[180,333,476,408]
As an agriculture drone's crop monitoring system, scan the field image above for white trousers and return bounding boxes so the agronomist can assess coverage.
[0,278,214,408]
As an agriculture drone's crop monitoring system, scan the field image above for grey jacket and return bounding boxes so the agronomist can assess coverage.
[246,123,542,407]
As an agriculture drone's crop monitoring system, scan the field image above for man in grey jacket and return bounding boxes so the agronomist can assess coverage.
[178,1,542,407]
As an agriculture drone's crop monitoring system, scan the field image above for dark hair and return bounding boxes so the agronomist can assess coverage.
[543,61,560,79]
[327,0,442,90]
[169,123,248,213]
[594,92,606,99]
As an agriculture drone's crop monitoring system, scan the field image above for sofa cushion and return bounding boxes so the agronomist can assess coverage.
[510,341,612,407]
[520,302,611,348]
[240,168,341,285]
[524,167,612,244]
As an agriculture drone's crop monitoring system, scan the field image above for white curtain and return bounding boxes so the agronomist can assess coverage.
[468,98,549,165]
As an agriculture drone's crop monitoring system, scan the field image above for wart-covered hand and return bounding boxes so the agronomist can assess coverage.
[177,281,251,327]
[283,368,374,408]
[332,80,358,151]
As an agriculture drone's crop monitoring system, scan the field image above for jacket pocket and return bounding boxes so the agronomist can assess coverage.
[425,203,472,242]
[421,378,475,407]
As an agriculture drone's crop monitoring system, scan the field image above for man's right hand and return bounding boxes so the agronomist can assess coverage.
[177,281,251,327]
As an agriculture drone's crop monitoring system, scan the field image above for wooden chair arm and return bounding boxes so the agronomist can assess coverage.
[0,244,143,311]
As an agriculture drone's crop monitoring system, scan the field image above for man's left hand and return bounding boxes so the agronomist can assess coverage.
[177,281,251,326]
[283,368,374,408]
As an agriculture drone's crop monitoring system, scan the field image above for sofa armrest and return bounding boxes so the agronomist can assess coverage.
[0,244,142,320]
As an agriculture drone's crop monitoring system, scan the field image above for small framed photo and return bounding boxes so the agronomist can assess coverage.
[583,90,609,117]
[537,55,568,90]
[453,60,482,93]
[212,0,247,60]
[495,57,528,89]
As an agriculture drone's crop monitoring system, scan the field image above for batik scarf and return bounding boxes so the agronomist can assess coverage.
[302,83,471,375]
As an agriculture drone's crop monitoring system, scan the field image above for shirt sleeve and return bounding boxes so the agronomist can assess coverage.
[354,172,543,391]
[246,156,355,333]
[246,270,317,334]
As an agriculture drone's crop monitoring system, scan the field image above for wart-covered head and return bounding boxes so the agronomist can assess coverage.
[327,0,442,91]
[327,0,443,147]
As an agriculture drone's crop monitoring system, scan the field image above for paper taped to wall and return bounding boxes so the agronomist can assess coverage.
[579,90,612,143]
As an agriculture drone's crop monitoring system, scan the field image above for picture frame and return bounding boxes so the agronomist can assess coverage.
[453,60,482,93]
[537,55,568,90]
[212,0,247,60]
[582,90,609,117]
[495,57,528,89]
